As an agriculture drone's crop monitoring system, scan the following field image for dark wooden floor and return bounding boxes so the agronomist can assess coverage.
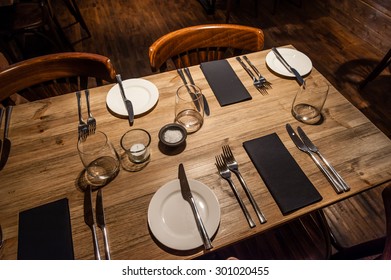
[50,0,391,258]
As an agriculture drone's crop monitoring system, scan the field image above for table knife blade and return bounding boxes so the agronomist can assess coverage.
[272,47,305,86]
[178,163,212,250]
[0,106,13,171]
[96,189,111,260]
[116,74,134,126]
[84,186,101,260]
[286,124,343,194]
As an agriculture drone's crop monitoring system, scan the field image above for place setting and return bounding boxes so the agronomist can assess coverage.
[147,163,220,253]
[106,74,160,122]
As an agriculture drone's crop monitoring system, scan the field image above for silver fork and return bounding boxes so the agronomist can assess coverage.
[215,155,256,228]
[236,56,268,95]
[76,91,89,141]
[243,56,272,89]
[85,89,96,135]
[222,145,267,224]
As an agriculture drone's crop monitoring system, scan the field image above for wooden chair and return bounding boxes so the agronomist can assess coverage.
[0,1,72,62]
[331,185,391,260]
[148,24,264,72]
[0,52,117,104]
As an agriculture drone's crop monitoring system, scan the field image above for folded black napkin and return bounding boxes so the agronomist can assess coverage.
[200,60,252,106]
[243,133,322,215]
[17,198,74,260]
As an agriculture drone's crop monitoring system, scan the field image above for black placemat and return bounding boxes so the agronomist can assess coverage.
[200,59,252,106]
[17,198,74,260]
[243,133,322,215]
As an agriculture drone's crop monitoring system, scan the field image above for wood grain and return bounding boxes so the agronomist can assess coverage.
[1,48,390,259]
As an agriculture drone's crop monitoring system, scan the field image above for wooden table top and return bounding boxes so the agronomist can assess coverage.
[1,47,390,260]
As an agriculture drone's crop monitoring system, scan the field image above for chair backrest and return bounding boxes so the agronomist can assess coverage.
[0,52,117,103]
[148,24,264,72]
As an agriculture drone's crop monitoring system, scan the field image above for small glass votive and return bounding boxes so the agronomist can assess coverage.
[120,129,151,171]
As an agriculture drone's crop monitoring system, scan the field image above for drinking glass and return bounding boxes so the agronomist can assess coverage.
[175,84,204,134]
[120,128,151,171]
[291,77,329,124]
[77,131,120,186]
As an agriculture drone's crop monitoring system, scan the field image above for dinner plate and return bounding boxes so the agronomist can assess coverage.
[265,48,312,77]
[106,78,159,116]
[148,179,220,251]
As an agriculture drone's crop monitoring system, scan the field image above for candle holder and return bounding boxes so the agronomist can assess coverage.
[120,128,151,171]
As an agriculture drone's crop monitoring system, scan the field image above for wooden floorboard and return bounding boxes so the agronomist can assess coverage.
[36,0,391,257]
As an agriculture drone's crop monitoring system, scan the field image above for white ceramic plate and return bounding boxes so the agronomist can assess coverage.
[106,78,159,116]
[266,48,312,77]
[148,179,220,251]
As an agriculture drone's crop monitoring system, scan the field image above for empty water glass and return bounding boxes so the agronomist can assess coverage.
[77,131,120,186]
[175,84,204,134]
[292,76,329,124]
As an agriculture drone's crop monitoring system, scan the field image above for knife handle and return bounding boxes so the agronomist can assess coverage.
[317,151,350,192]
[102,227,111,260]
[91,224,101,260]
[308,152,343,194]
[189,197,213,250]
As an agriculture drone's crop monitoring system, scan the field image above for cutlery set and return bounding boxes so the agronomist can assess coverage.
[177,67,210,116]
[286,124,350,194]
[216,145,267,228]
[76,90,96,140]
[272,47,305,86]
[116,74,134,126]
[236,55,272,95]
[0,106,12,171]
[84,186,111,260]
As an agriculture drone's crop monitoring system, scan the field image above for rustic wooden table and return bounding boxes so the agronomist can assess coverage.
[1,47,390,259]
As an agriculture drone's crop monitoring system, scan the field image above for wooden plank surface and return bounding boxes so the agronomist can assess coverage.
[1,48,390,260]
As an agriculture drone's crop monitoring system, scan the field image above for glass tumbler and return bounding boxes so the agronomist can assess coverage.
[77,131,120,186]
[292,77,329,124]
[174,84,204,134]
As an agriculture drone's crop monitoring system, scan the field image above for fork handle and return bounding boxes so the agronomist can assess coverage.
[225,178,256,228]
[76,91,84,124]
[243,56,261,78]
[232,170,267,224]
[85,89,92,117]
[236,57,256,81]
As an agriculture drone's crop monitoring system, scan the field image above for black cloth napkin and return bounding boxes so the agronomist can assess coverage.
[17,198,74,260]
[200,59,252,106]
[243,133,322,215]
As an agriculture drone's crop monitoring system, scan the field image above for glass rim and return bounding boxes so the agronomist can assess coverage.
[120,128,151,151]
[77,131,109,156]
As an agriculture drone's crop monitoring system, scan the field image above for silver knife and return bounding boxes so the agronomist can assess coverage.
[184,67,210,116]
[0,106,13,171]
[96,189,111,260]
[178,163,212,250]
[84,186,101,260]
[116,74,134,126]
[297,127,350,192]
[177,69,201,112]
[286,124,343,194]
[272,47,305,86]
